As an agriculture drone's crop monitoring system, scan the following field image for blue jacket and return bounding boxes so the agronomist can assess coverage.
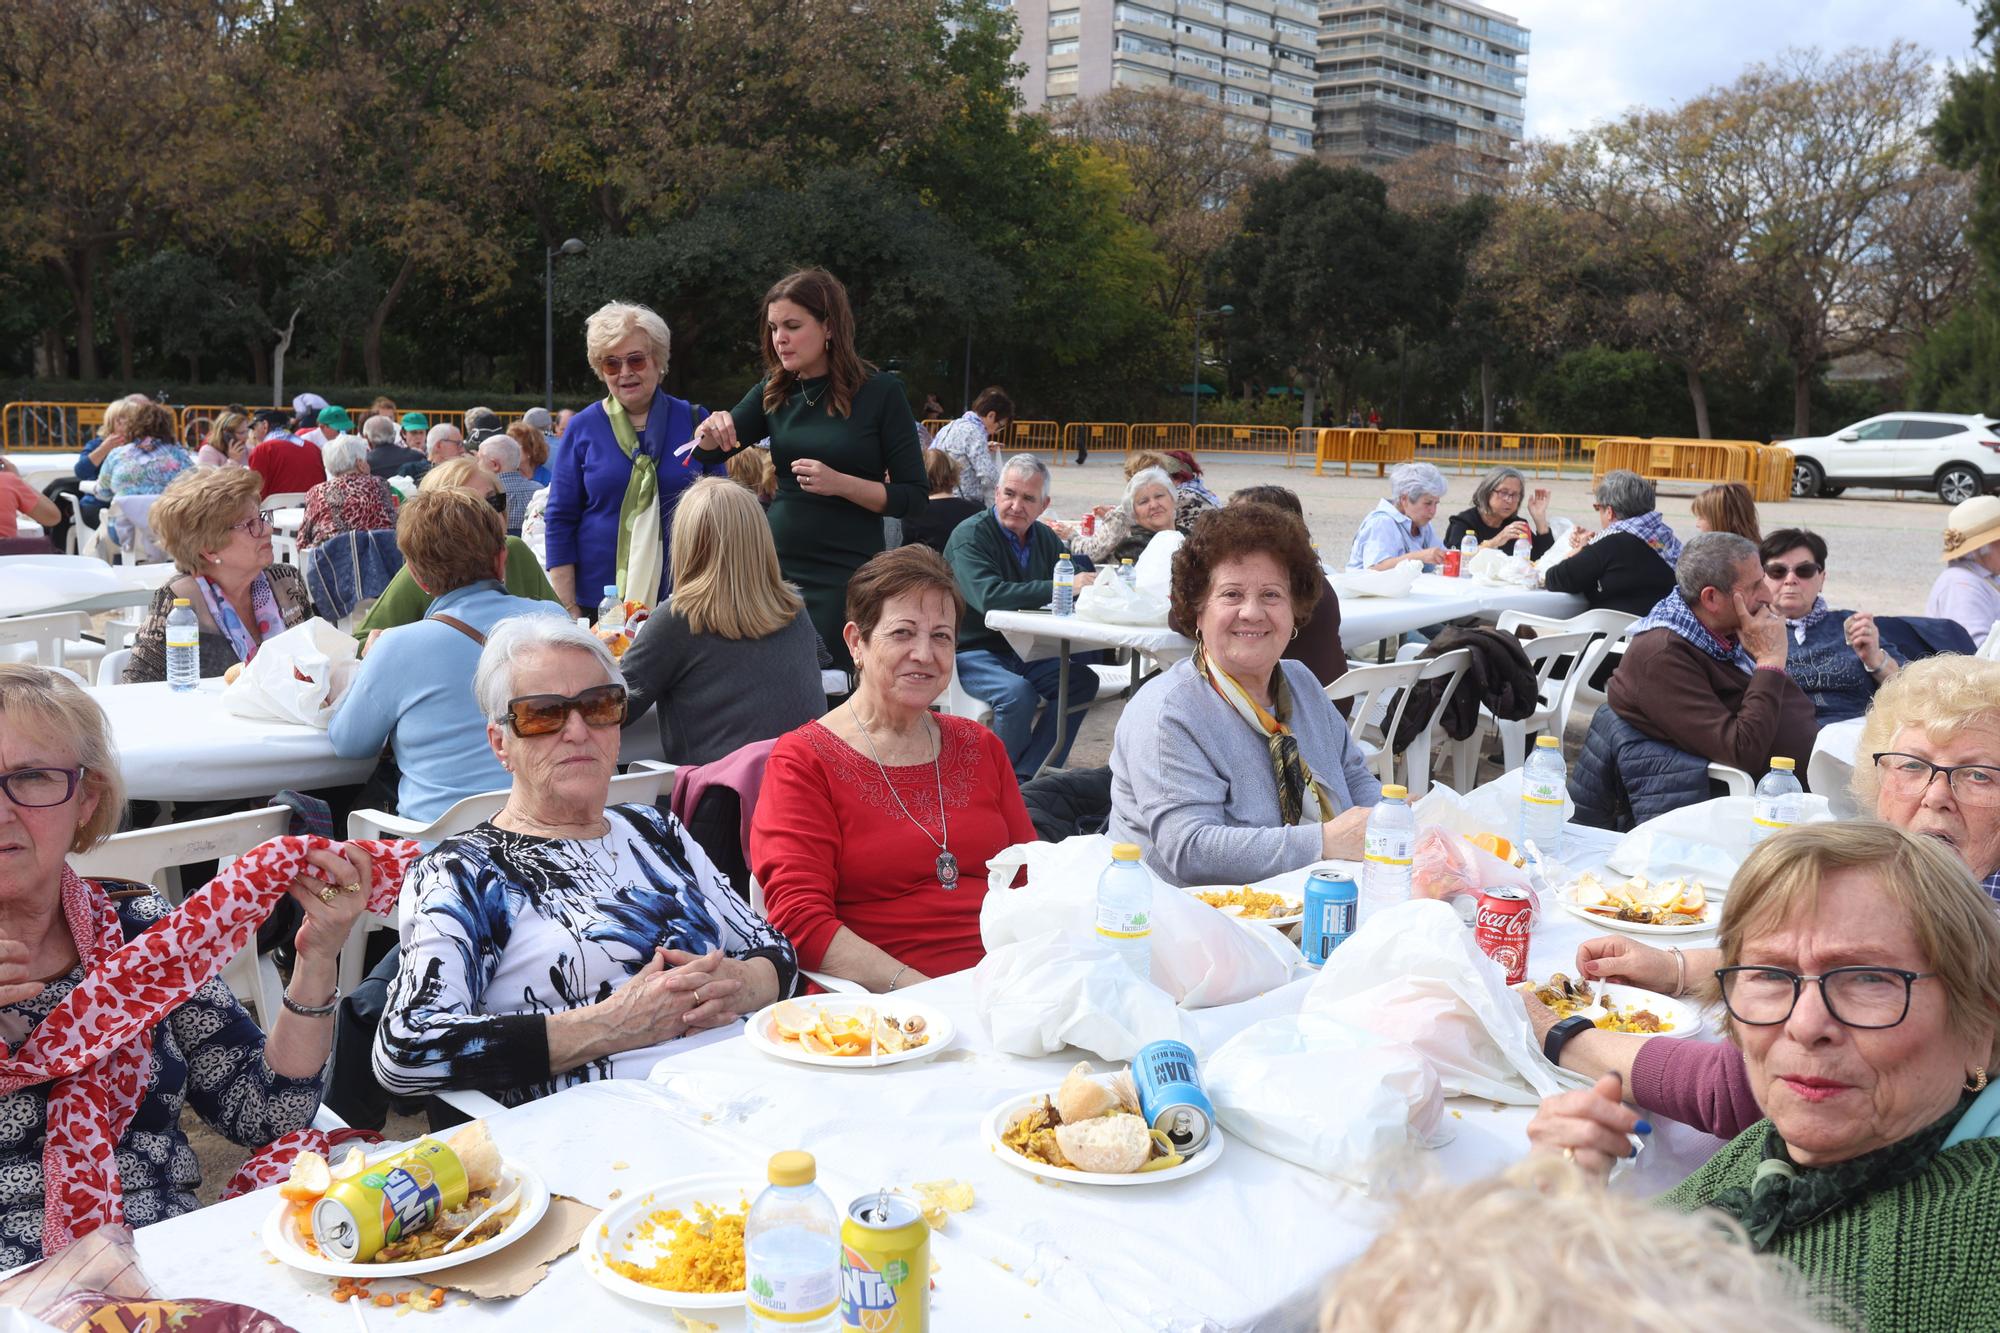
[542,390,722,602]
[303,528,404,625]
[1877,614,1977,662]
[1572,706,1717,832]
[329,581,563,822]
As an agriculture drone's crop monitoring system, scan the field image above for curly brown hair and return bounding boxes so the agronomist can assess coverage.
[1168,502,1322,638]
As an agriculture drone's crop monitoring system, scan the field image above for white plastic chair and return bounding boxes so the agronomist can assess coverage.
[1323,658,1429,787]
[96,647,134,685]
[71,806,292,1028]
[105,494,169,564]
[1500,608,1638,714]
[0,610,108,674]
[936,656,994,726]
[1447,627,1599,786]
[747,875,867,995]
[1396,648,1474,799]
[1708,762,1755,797]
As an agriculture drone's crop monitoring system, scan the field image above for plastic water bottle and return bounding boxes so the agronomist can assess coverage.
[1359,785,1415,925]
[745,1150,840,1332]
[1096,842,1153,981]
[1053,552,1076,616]
[1118,558,1136,589]
[165,598,199,692]
[1520,735,1567,857]
[597,584,625,632]
[1751,757,1804,846]
[1458,533,1478,577]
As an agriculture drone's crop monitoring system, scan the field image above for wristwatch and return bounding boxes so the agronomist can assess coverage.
[1542,1015,1596,1067]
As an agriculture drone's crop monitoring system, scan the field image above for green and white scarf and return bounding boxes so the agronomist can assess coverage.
[605,394,662,608]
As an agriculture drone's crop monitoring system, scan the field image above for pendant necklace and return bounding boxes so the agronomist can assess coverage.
[798,377,828,409]
[853,708,959,890]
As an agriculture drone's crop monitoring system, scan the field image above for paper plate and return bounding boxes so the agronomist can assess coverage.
[263,1155,549,1279]
[982,1089,1226,1187]
[1524,979,1703,1039]
[1181,886,1304,929]
[582,1173,758,1310]
[743,994,955,1069]
[1558,892,1718,936]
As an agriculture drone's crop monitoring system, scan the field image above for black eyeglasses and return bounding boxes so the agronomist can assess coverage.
[1873,752,2000,805]
[1717,965,1935,1029]
[1765,561,1823,581]
[502,683,628,737]
[0,767,83,807]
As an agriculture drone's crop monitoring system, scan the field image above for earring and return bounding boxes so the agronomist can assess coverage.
[1290,628,1300,641]
[1969,1068,1989,1093]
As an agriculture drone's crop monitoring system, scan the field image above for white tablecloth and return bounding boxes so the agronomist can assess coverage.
[91,680,670,802]
[985,608,1193,668]
[1,555,173,618]
[8,454,74,488]
[1810,717,1865,817]
[1335,573,1586,650]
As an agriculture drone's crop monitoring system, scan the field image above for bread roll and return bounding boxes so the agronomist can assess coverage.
[1055,1114,1152,1174]
[1054,1062,1119,1123]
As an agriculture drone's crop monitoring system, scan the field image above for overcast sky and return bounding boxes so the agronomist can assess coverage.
[1505,0,1985,141]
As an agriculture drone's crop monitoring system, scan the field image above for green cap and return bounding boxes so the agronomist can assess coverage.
[400,411,429,431]
[318,404,354,432]
[768,1150,816,1187]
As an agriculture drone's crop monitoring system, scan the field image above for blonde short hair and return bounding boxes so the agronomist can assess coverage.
[1321,1157,1840,1333]
[418,456,495,497]
[584,301,671,381]
[0,664,126,853]
[397,488,507,594]
[727,446,776,502]
[151,467,264,572]
[669,477,804,639]
[101,398,135,437]
[1722,822,2000,1062]
[1851,655,2000,810]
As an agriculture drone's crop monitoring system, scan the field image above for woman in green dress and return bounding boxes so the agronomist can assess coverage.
[685,269,926,672]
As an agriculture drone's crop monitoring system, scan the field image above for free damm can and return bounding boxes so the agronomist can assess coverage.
[1300,869,1358,967]
[1132,1038,1215,1155]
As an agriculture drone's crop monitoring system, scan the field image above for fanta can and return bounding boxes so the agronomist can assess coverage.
[840,1192,928,1331]
[311,1138,469,1262]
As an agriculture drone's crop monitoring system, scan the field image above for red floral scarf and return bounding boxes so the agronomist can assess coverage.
[0,835,417,1256]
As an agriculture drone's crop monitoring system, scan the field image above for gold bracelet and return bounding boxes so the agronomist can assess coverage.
[1669,946,1687,999]
[887,965,910,993]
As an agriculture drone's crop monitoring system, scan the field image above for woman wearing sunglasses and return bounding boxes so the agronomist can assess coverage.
[543,301,727,619]
[375,615,798,1107]
[684,268,928,673]
[124,468,317,683]
[1524,822,2000,1331]
[1753,527,1900,725]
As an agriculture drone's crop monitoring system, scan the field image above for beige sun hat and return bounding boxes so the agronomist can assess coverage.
[1942,495,2000,562]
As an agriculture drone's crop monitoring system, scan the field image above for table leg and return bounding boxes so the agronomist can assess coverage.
[1033,637,1074,780]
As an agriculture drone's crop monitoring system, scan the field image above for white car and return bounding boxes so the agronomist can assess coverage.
[1785,412,2000,504]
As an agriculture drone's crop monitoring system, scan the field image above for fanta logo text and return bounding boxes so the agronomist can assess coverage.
[843,1267,897,1309]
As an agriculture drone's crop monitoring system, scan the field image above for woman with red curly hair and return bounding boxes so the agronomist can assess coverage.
[1108,502,1380,886]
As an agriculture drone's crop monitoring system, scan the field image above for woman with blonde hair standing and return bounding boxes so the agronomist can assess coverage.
[685,268,927,671]
[620,478,827,764]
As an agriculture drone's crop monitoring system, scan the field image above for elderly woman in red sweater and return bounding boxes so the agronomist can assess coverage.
[750,546,1034,992]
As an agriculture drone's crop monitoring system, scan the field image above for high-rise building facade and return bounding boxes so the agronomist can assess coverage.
[1008,0,1320,162]
[1314,0,1527,180]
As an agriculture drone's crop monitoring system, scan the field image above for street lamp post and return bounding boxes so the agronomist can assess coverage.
[1191,304,1235,430]
[544,237,587,411]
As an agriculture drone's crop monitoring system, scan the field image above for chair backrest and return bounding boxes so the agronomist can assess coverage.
[1324,657,1429,754]
[1514,627,1598,694]
[935,657,994,725]
[97,647,134,685]
[1982,623,2000,661]
[73,805,292,906]
[0,610,92,667]
[109,494,169,563]
[1495,607,1639,639]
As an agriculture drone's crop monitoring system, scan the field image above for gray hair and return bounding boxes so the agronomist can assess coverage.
[1122,466,1175,516]
[478,433,523,472]
[321,432,368,477]
[473,613,618,724]
[1471,465,1526,517]
[361,413,397,445]
[1594,469,1656,520]
[521,407,554,432]
[426,423,464,456]
[1676,530,1758,602]
[1389,462,1448,506]
[999,453,1051,499]
[584,300,672,378]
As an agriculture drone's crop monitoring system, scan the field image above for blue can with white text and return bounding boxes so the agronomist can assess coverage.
[1133,1038,1214,1154]
[1301,870,1358,968]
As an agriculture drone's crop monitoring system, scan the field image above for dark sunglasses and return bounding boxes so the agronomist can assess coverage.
[502,683,628,736]
[598,352,650,376]
[1764,561,1822,581]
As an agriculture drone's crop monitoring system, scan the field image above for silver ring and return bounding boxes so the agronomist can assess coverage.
[693,989,703,1006]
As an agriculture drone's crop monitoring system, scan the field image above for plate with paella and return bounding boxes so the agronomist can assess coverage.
[582,1173,755,1309]
[1521,972,1702,1039]
[1182,884,1304,929]
[982,1063,1226,1187]
[744,994,954,1069]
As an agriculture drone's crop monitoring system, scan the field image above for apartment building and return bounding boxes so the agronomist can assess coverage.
[1008,0,1320,162]
[1315,0,1527,182]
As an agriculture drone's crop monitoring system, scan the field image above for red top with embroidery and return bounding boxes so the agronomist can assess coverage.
[750,715,1036,976]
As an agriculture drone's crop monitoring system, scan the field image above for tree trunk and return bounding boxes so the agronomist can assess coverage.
[52,249,100,381]
[270,307,300,408]
[1302,380,1317,431]
[1480,355,1496,433]
[1793,364,1813,439]
[364,254,417,386]
[246,336,268,386]
[187,352,200,384]
[1686,366,1712,439]
[115,310,134,381]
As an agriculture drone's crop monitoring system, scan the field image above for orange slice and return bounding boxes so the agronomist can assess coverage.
[280,1150,331,1203]
[769,1000,819,1041]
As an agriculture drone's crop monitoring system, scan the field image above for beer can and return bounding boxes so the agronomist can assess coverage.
[1442,548,1461,578]
[1132,1038,1214,1154]
[310,1138,469,1263]
[1473,886,1534,986]
[841,1192,929,1332]
[1300,870,1357,968]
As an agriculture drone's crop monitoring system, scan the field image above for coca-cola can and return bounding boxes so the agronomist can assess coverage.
[1442,548,1461,578]
[1474,886,1533,985]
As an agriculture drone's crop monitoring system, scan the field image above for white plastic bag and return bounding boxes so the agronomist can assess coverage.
[1205,1011,1446,1188]
[983,836,1300,1009]
[1074,572,1170,626]
[1606,794,1834,890]
[972,937,1184,1059]
[1305,898,1585,1104]
[1131,529,1182,596]
[1329,559,1423,599]
[220,617,358,728]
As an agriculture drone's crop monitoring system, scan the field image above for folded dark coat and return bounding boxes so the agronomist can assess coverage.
[1390,625,1542,754]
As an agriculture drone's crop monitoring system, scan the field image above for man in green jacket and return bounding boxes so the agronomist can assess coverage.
[944,454,1102,780]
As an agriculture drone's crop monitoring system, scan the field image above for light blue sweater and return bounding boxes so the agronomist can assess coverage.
[330,582,563,822]
[1108,657,1382,886]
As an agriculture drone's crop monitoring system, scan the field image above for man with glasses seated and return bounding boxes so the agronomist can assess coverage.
[124,468,316,683]
[373,614,799,1108]
[1525,657,2000,1151]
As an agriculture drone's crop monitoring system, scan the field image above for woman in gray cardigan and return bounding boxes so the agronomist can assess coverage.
[1110,501,1380,886]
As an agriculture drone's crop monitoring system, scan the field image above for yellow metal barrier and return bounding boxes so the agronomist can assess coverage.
[1003,420,1060,454]
[1195,423,1293,461]
[1591,437,1789,502]
[3,401,104,452]
[1314,428,1416,477]
[920,418,951,438]
[1129,423,1194,454]
[1060,422,1129,462]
